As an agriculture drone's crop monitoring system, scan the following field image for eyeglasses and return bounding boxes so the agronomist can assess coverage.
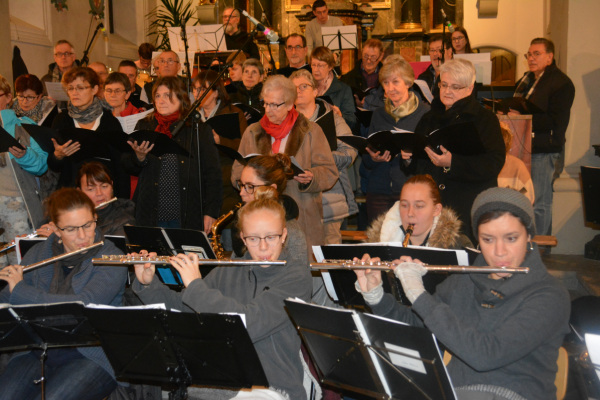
[451,36,465,42]
[243,234,283,247]
[438,82,466,92]
[524,51,546,59]
[55,220,97,235]
[286,45,305,51]
[104,88,126,95]
[296,83,313,92]
[236,181,269,194]
[260,101,286,110]
[66,85,92,93]
[311,63,330,70]
[17,94,39,102]
[54,52,75,58]
[0,92,9,98]
[157,59,178,65]
[223,14,239,19]
[429,48,443,54]
[363,54,381,62]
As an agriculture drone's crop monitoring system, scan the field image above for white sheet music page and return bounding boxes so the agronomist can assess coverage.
[117,108,154,134]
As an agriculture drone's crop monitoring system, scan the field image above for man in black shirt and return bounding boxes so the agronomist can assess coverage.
[222,7,260,60]
[276,34,311,78]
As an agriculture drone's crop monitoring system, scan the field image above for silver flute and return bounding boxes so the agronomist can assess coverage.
[0,232,39,254]
[311,259,529,274]
[95,197,117,209]
[21,242,105,273]
[92,255,287,266]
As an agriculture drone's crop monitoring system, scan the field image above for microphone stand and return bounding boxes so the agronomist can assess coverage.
[81,22,104,66]
[440,10,446,65]
[179,26,193,94]
[171,28,260,231]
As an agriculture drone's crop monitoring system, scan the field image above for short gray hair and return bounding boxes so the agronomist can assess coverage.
[438,59,476,88]
[261,75,297,105]
[289,69,316,88]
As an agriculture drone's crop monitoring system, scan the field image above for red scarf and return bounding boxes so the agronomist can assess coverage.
[155,111,181,138]
[259,108,299,153]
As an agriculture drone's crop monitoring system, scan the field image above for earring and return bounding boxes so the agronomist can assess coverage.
[528,241,534,251]
[58,239,62,244]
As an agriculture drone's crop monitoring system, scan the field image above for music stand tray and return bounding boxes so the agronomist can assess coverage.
[285,299,456,400]
[84,307,268,400]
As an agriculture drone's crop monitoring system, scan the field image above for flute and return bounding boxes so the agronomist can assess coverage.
[402,224,414,247]
[21,242,105,273]
[0,232,39,254]
[92,255,287,266]
[310,259,529,274]
[95,197,117,209]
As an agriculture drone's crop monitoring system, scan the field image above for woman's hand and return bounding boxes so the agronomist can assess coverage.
[36,224,54,237]
[52,139,80,160]
[331,104,343,117]
[400,150,413,160]
[127,140,154,162]
[354,253,383,293]
[169,253,202,288]
[392,256,427,303]
[294,169,314,185]
[133,250,157,285]
[9,146,27,159]
[424,145,452,168]
[365,147,392,163]
[0,264,24,292]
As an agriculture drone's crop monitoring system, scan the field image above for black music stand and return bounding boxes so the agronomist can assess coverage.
[84,307,268,400]
[0,302,98,400]
[285,299,456,400]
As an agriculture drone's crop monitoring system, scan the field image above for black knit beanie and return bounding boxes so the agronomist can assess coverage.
[471,187,536,238]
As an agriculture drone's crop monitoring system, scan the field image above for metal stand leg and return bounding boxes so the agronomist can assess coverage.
[33,344,48,400]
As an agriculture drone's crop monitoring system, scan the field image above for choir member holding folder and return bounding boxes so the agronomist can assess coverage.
[361,55,429,224]
[49,67,130,199]
[403,59,504,240]
[354,187,570,400]
[123,76,222,233]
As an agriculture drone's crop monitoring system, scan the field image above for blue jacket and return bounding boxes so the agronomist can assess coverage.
[0,109,48,176]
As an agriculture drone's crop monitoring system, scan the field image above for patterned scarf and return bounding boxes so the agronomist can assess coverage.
[67,96,106,124]
[260,108,299,153]
[13,96,51,123]
[155,111,181,138]
[51,64,62,83]
[384,92,419,122]
[514,72,536,98]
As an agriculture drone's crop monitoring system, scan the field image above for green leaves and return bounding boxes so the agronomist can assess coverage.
[147,0,198,50]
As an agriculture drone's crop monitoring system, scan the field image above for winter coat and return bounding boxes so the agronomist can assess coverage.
[232,113,338,250]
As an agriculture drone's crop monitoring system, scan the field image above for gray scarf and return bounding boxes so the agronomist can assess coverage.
[67,97,107,124]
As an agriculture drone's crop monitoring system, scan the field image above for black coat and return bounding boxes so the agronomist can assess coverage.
[516,62,575,153]
[228,81,264,113]
[122,117,222,230]
[409,96,505,239]
[49,109,130,198]
[340,60,382,95]
[225,30,260,60]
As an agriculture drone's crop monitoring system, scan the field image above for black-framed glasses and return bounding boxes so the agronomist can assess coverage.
[55,220,97,235]
[260,100,286,110]
[451,36,466,42]
[242,234,284,247]
[104,88,126,95]
[236,180,269,194]
[363,54,381,62]
[54,52,74,58]
[17,95,39,102]
[296,83,313,92]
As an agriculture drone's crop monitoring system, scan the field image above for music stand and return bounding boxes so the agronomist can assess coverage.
[285,299,456,399]
[84,307,268,400]
[0,302,98,400]
[321,25,358,52]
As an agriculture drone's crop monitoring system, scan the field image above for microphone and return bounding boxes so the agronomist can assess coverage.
[98,22,105,33]
[241,10,279,42]
[440,9,454,33]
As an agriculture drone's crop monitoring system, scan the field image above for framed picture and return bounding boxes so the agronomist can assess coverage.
[285,0,391,12]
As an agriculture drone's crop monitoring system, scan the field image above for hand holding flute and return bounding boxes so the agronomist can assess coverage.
[0,264,24,292]
[133,251,202,288]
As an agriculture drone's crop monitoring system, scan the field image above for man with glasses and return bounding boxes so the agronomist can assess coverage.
[512,38,575,241]
[417,34,453,99]
[305,0,343,53]
[222,7,260,60]
[276,34,311,78]
[41,40,80,110]
[142,51,182,103]
[341,39,384,108]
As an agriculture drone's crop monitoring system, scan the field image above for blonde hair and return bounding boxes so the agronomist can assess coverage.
[237,186,286,232]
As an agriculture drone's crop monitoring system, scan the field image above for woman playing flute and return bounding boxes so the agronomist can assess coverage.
[354,187,570,400]
[0,188,127,400]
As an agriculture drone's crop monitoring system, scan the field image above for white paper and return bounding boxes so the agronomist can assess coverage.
[116,108,154,134]
[168,25,228,53]
[223,312,247,327]
[45,82,69,101]
[321,25,357,50]
[585,333,600,381]
[311,246,338,302]
[86,303,167,310]
[385,342,427,374]
[414,79,434,103]
[454,53,492,85]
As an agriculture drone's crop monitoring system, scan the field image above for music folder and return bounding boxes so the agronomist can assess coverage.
[215,145,259,164]
[285,298,456,400]
[123,226,216,287]
[0,125,26,152]
[127,129,190,158]
[232,103,263,125]
[355,107,373,128]
[21,124,56,154]
[482,97,543,115]
[312,244,468,307]
[207,113,241,140]
[314,109,337,151]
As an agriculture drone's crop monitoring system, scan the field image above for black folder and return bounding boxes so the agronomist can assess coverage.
[215,145,259,163]
[21,124,56,154]
[355,108,373,128]
[315,110,338,151]
[206,112,241,140]
[232,103,263,125]
[127,130,190,158]
[0,125,25,152]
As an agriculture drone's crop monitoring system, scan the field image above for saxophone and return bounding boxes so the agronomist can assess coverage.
[211,203,243,259]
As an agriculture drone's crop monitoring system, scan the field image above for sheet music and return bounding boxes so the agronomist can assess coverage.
[168,25,227,52]
[414,79,434,103]
[116,108,154,134]
[44,82,69,101]
[585,333,600,381]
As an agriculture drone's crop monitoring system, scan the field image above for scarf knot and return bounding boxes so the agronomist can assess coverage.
[260,108,298,153]
[155,111,181,138]
[68,97,107,125]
